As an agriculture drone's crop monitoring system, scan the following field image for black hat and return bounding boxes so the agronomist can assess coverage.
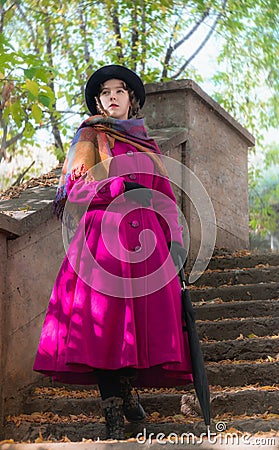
[85,64,146,115]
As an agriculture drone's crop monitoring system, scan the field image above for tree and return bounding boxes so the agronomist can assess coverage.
[0,0,278,190]
[249,142,279,236]
[213,0,279,141]
[0,1,59,166]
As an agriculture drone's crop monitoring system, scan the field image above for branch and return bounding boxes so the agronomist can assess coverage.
[140,0,146,73]
[0,2,16,33]
[62,25,85,103]
[162,17,180,79]
[0,116,8,162]
[0,115,27,163]
[174,8,210,52]
[44,12,64,155]
[78,2,92,69]
[110,4,124,60]
[15,1,38,53]
[0,91,29,160]
[171,0,228,79]
[162,8,210,79]
[130,6,138,70]
[5,128,26,148]
[0,8,4,34]
[11,160,35,186]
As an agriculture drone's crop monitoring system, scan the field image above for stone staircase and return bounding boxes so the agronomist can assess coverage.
[2,252,279,445]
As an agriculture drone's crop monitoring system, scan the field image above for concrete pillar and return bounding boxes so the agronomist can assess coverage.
[143,79,255,263]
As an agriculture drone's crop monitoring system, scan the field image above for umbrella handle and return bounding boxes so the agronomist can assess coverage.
[177,254,187,289]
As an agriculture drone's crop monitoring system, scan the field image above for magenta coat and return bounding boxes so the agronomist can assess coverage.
[33,139,193,387]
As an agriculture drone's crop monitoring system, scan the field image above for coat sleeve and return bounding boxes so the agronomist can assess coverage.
[65,133,125,207]
[152,172,184,245]
[66,174,125,206]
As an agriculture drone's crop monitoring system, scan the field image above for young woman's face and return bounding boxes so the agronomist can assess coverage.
[99,79,131,120]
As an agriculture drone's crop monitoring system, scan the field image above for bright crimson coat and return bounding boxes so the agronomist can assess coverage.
[33,140,193,387]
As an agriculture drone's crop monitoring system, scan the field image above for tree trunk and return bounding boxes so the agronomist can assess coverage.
[110,2,124,60]
[140,0,146,74]
[79,2,93,70]
[130,6,138,71]
[44,11,64,159]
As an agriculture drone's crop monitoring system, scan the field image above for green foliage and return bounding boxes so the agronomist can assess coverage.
[249,143,279,236]
[0,27,57,161]
[212,0,279,142]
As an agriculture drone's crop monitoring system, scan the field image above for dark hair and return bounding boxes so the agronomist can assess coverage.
[95,80,143,119]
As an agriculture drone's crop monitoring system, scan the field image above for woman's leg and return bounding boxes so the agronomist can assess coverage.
[118,369,146,423]
[95,368,146,435]
[95,370,124,440]
[96,369,122,400]
[95,367,139,400]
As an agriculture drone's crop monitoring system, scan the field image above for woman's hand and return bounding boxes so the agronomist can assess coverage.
[124,181,152,206]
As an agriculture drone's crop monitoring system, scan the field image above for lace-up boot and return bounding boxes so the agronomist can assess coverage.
[120,377,146,423]
[101,396,125,440]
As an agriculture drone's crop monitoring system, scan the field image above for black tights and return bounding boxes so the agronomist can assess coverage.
[95,368,137,400]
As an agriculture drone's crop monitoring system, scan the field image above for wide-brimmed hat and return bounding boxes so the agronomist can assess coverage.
[85,64,145,115]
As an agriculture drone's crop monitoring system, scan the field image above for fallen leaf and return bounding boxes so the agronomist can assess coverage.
[150,411,160,420]
[34,431,44,443]
[61,436,72,442]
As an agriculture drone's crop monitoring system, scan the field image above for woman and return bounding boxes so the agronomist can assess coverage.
[33,65,193,440]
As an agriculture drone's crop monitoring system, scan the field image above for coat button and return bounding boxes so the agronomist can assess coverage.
[126,150,134,156]
[129,173,137,180]
[134,245,141,252]
[131,220,139,228]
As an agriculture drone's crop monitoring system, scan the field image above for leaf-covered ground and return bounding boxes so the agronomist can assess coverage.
[0,166,60,201]
[31,383,279,400]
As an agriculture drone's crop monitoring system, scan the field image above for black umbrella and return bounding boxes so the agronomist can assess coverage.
[178,255,211,429]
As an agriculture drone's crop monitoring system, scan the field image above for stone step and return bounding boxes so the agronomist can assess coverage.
[195,298,279,321]
[20,390,182,418]
[1,439,279,450]
[201,336,279,362]
[189,282,279,303]
[182,388,279,417]
[195,265,279,288]
[207,253,279,271]
[3,413,279,443]
[24,383,279,397]
[20,387,279,419]
[206,361,279,387]
[197,316,279,341]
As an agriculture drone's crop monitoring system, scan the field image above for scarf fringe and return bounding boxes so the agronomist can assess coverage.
[53,185,67,220]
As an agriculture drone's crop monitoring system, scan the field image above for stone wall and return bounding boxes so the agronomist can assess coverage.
[0,217,64,431]
[0,233,7,435]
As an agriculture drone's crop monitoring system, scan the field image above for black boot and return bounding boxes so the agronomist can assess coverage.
[101,396,125,440]
[120,377,146,423]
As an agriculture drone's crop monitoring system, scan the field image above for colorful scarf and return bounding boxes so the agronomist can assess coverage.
[53,115,167,219]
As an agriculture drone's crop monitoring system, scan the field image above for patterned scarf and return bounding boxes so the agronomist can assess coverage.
[53,115,167,219]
